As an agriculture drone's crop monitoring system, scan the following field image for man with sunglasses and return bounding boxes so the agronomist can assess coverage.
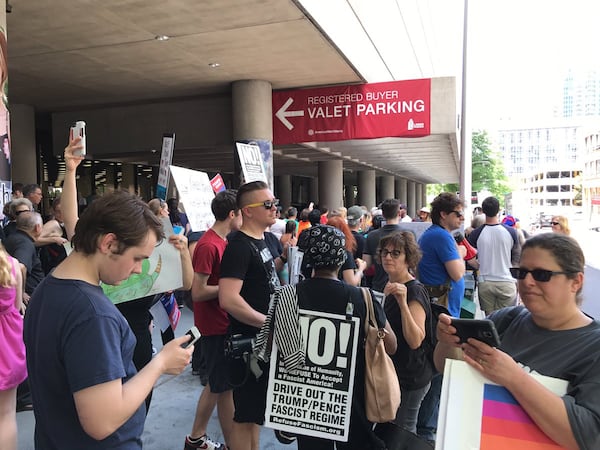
[218,181,282,450]
[415,192,467,446]
[467,196,521,316]
[3,197,33,238]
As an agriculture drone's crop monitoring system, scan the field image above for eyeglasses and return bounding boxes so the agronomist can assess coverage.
[550,221,560,226]
[15,209,31,215]
[380,249,402,259]
[450,210,464,218]
[510,267,576,282]
[244,199,279,210]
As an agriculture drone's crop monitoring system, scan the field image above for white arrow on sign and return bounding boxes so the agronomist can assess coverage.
[275,97,304,130]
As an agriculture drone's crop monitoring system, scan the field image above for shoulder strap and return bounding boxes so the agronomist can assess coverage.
[360,287,377,333]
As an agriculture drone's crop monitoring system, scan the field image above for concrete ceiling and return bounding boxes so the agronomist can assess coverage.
[6,0,463,184]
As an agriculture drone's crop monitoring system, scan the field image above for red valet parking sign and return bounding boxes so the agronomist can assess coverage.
[272,78,430,145]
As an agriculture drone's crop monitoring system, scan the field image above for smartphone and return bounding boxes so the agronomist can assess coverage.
[70,120,86,156]
[181,326,201,349]
[450,318,501,347]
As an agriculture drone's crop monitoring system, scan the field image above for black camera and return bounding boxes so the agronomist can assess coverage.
[224,334,256,359]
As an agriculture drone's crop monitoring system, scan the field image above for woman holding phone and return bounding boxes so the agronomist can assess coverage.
[435,233,600,449]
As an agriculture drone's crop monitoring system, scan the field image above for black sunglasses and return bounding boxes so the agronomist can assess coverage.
[245,199,280,209]
[550,221,560,226]
[510,267,576,282]
[15,209,31,215]
[450,210,464,218]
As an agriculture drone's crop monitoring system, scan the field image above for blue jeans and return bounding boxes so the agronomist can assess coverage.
[394,382,431,434]
[416,373,442,441]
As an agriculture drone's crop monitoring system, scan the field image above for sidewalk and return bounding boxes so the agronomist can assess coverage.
[17,306,288,450]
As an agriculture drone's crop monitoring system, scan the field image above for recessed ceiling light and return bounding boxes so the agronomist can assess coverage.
[208,62,220,68]
[155,35,170,41]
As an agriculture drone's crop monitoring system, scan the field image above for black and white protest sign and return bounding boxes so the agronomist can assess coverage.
[265,309,360,441]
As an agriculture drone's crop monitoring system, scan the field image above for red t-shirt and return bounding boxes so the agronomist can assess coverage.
[192,228,229,335]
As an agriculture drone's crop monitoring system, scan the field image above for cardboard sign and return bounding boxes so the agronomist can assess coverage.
[236,142,268,184]
[169,165,215,232]
[265,309,360,441]
[437,360,568,449]
[102,218,183,305]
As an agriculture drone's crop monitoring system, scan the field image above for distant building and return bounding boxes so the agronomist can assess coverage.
[582,129,600,226]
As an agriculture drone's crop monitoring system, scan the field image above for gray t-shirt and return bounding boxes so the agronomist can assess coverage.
[490,307,600,450]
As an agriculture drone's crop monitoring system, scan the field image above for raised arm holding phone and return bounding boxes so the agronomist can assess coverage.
[23,134,194,449]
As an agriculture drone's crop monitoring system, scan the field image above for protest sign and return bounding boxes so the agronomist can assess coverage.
[265,309,360,441]
[169,165,215,231]
[236,142,268,184]
[437,359,568,449]
[102,218,183,305]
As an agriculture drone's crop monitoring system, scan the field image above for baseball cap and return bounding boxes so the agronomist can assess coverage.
[502,215,516,227]
[297,225,347,268]
[346,205,364,223]
[419,206,430,214]
[399,204,407,210]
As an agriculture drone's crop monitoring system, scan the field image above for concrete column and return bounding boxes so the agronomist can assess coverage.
[415,184,423,212]
[396,178,408,205]
[407,181,416,218]
[276,174,292,210]
[421,183,428,207]
[10,104,37,190]
[231,80,273,190]
[344,184,355,206]
[357,170,376,209]
[380,175,395,202]
[318,160,343,212]
[309,178,318,205]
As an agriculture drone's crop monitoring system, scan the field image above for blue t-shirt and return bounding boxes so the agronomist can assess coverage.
[417,224,464,317]
[23,275,145,450]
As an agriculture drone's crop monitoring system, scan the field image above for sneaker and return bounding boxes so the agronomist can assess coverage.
[274,429,297,444]
[184,434,227,450]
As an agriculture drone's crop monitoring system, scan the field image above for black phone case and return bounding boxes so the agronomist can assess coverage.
[451,318,501,347]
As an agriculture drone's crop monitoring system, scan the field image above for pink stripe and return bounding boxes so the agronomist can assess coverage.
[482,399,532,424]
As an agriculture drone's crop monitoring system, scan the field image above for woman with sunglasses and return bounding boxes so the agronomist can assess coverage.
[376,231,433,434]
[550,215,570,236]
[435,233,600,449]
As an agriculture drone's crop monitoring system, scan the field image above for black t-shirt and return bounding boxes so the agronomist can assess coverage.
[296,278,387,447]
[383,279,433,389]
[220,231,279,337]
[351,230,366,259]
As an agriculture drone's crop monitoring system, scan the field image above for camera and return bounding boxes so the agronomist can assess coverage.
[224,334,255,359]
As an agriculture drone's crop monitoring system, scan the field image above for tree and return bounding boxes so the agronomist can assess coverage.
[427,130,511,202]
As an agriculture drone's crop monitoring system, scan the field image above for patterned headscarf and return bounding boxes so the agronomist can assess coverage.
[298,224,347,268]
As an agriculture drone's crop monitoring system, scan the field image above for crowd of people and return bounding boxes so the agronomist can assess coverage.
[1,133,598,450]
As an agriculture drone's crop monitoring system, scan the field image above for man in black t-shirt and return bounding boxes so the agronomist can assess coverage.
[219,181,284,450]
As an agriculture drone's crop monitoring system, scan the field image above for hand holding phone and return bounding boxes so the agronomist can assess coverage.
[70,121,86,156]
[181,326,201,349]
[450,318,501,347]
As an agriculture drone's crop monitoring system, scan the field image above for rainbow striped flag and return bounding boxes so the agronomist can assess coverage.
[480,384,566,449]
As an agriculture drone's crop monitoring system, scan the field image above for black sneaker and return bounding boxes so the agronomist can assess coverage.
[274,430,297,444]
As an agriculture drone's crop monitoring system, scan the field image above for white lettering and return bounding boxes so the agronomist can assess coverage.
[355,99,426,116]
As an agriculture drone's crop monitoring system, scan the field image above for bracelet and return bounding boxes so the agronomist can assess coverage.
[280,255,287,263]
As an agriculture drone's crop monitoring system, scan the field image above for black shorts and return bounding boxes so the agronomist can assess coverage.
[230,358,269,425]
[199,335,231,394]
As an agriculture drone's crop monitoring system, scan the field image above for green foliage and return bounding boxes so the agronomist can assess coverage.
[427,130,511,202]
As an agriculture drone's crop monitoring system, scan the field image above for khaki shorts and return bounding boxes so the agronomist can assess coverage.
[478,281,517,314]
